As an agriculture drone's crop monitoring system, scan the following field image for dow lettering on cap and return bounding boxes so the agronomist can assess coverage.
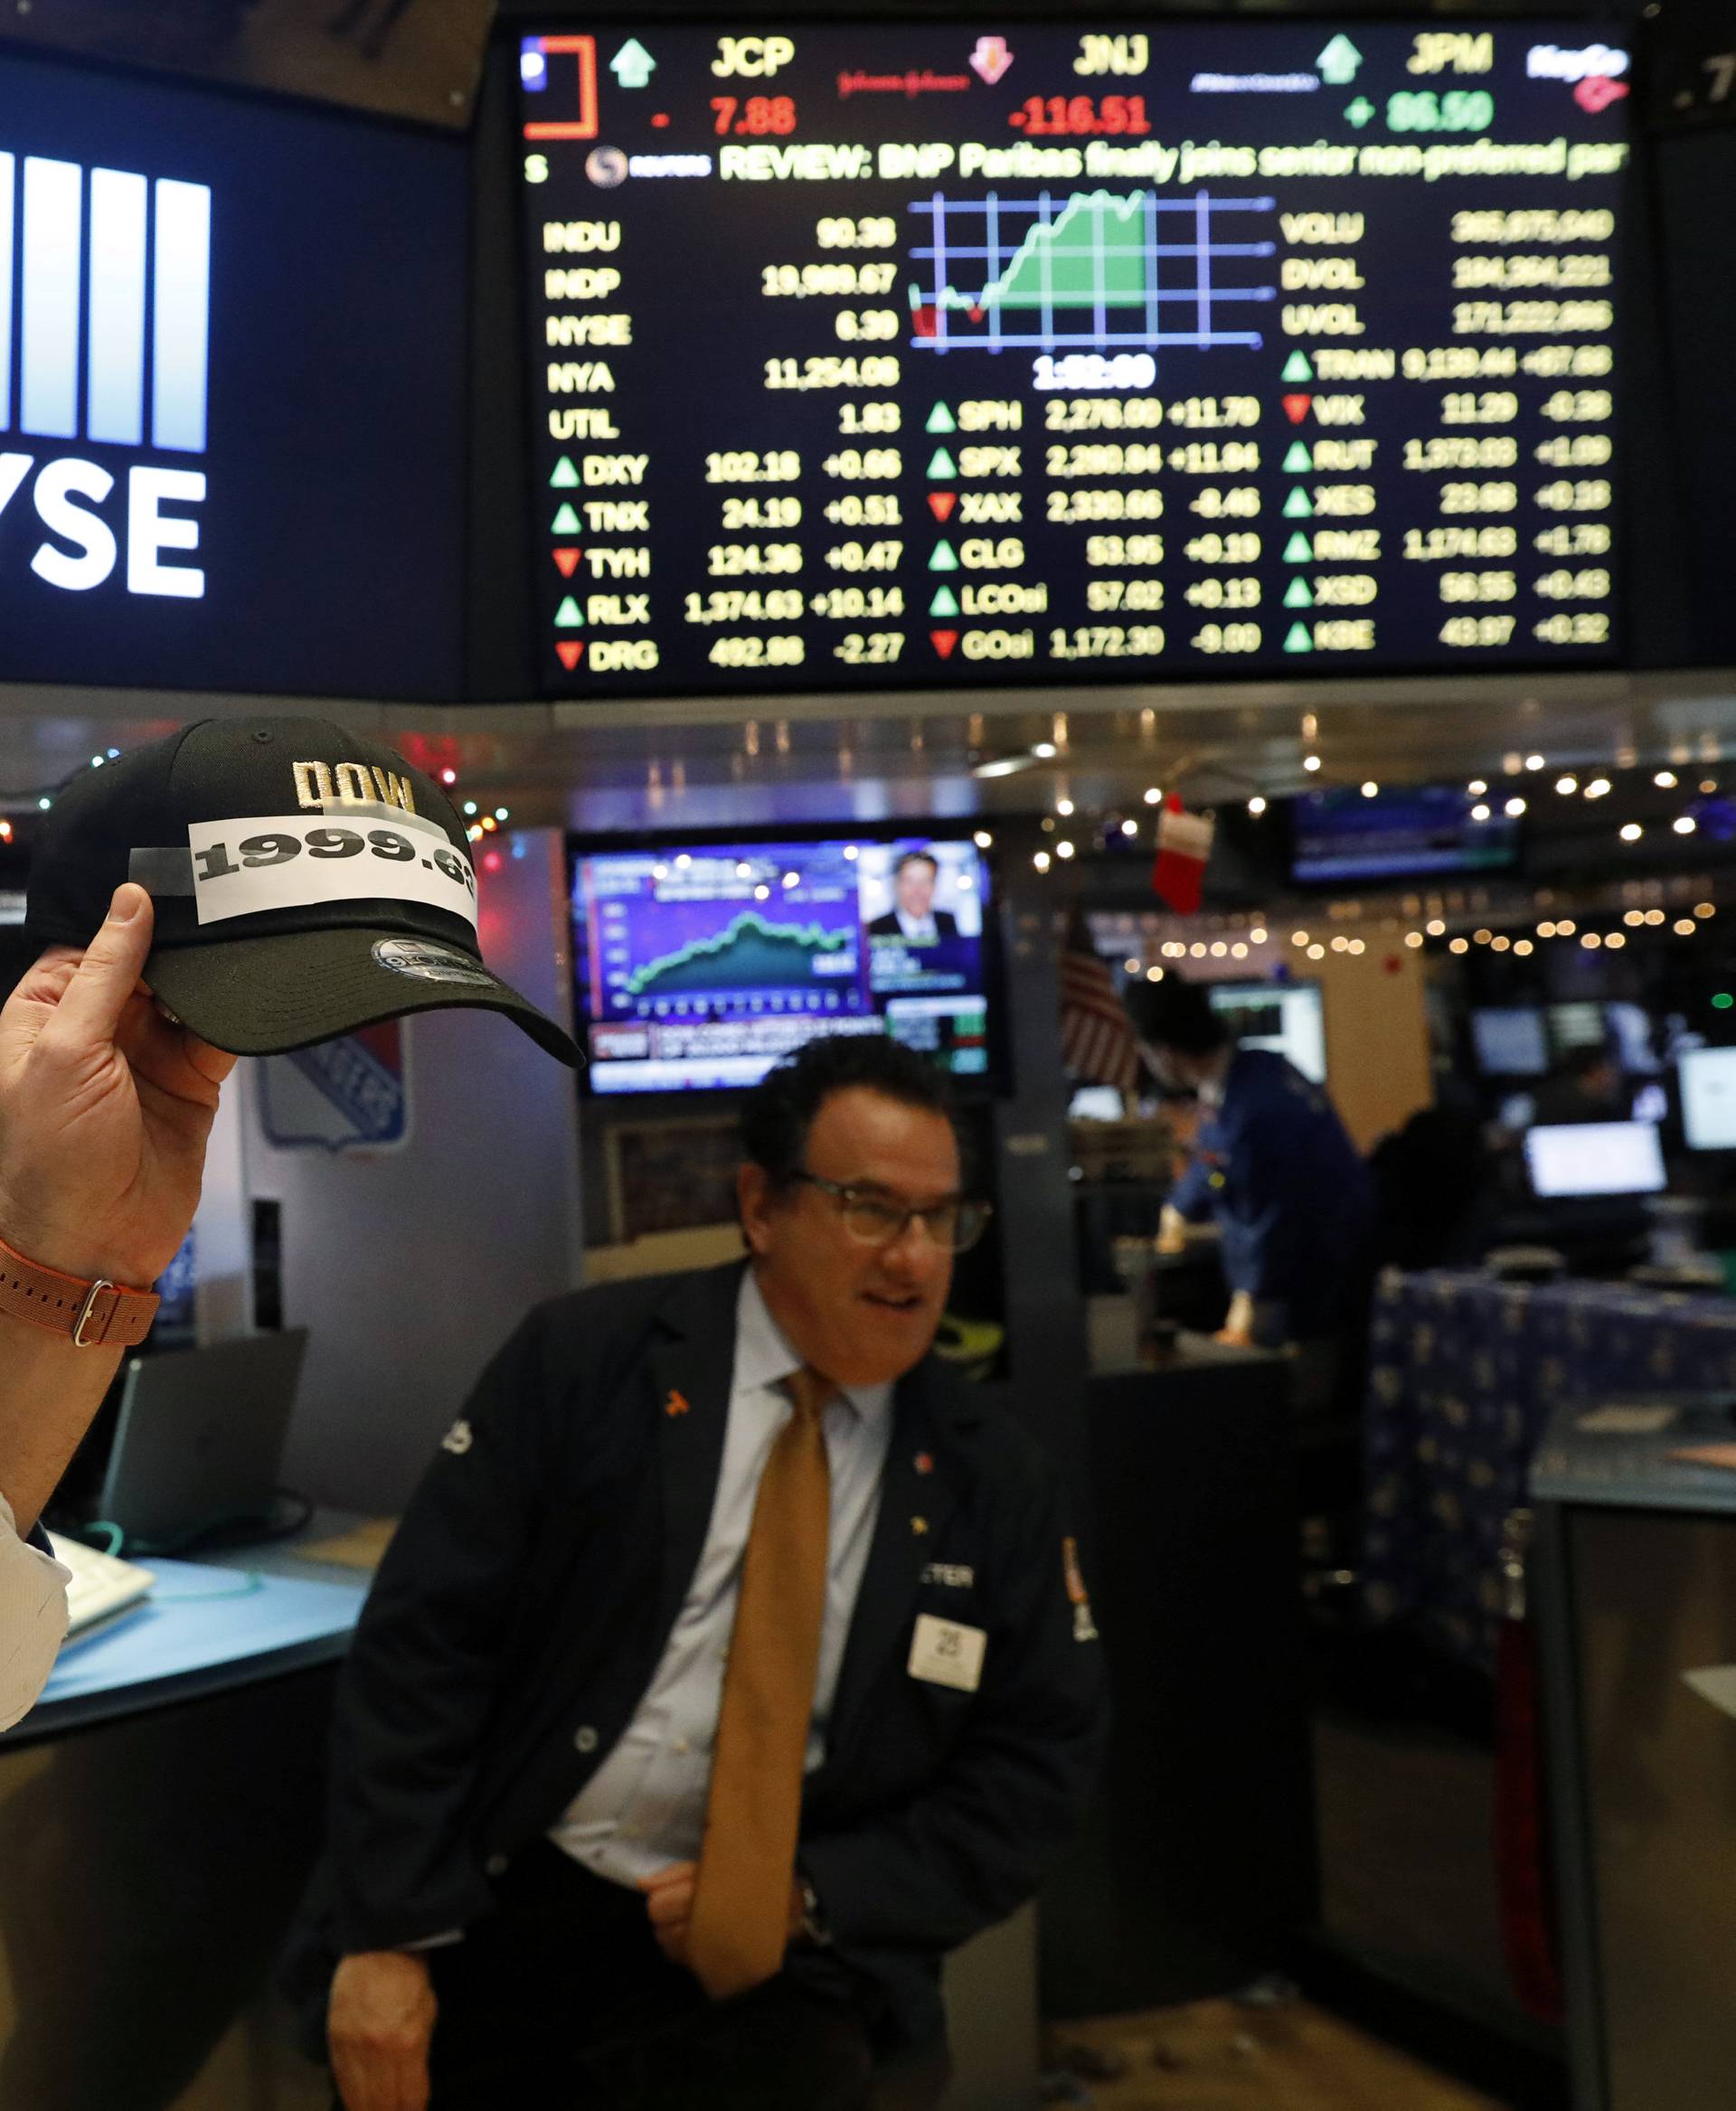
[293,761,418,815]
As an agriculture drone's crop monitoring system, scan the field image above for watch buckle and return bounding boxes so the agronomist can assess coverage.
[72,1280,117,1348]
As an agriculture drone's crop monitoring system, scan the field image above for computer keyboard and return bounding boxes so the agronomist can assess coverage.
[45,1531,156,1639]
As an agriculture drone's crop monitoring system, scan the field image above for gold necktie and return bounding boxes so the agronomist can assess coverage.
[686,1365,834,2000]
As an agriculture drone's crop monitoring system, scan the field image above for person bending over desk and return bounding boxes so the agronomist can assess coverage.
[1127,975,1373,1357]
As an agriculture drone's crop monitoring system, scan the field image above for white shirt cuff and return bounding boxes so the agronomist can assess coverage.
[0,1492,71,1732]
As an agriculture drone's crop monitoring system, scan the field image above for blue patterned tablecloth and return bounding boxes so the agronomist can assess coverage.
[1361,1268,1736,1669]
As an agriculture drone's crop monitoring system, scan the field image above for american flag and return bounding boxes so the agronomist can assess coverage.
[1060,919,1141,1096]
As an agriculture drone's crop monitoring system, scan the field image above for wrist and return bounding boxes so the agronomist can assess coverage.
[0,1202,141,1288]
[0,1232,159,1349]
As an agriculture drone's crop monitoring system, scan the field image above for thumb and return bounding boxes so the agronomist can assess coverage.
[43,884,155,1050]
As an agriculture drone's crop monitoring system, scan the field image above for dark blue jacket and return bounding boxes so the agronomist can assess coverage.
[278,1262,1107,2064]
[1170,1047,1373,1336]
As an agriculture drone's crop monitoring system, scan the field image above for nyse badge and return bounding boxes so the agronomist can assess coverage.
[909,1612,987,1692]
[441,1418,474,1456]
[665,1389,691,1418]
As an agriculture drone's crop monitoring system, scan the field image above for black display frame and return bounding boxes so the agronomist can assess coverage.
[563,817,1017,1098]
[508,12,1637,702]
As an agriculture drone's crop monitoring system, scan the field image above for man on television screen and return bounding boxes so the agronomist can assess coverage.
[867,853,958,946]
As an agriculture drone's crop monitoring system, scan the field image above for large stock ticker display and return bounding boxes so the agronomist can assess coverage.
[518,22,1628,698]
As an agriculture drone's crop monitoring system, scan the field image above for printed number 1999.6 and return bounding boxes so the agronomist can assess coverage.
[193,827,476,893]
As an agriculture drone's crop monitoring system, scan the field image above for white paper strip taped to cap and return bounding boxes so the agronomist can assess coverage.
[186,815,479,929]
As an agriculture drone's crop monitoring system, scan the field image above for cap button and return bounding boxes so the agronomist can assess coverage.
[251,730,273,743]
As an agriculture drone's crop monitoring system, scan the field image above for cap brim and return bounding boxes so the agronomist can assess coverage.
[146,927,582,1069]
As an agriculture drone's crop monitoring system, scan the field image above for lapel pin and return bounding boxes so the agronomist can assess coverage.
[911,1515,929,1535]
[914,1451,934,1475]
[665,1389,691,1418]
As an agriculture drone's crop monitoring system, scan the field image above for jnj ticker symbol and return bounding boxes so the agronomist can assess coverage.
[0,153,209,452]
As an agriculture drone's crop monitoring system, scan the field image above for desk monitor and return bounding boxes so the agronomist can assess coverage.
[1207,982,1326,1085]
[1472,1007,1550,1078]
[1069,1085,1126,1121]
[1680,1046,1736,1151]
[98,1331,308,1549]
[1524,1122,1667,1200]
[1549,1002,1609,1056]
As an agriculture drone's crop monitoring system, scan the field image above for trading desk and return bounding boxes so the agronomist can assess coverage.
[0,1520,370,2110]
[1363,1269,1736,1670]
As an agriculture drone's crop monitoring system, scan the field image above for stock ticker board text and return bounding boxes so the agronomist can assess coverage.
[518,22,1628,695]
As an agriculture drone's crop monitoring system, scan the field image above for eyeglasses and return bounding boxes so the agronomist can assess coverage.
[789,1171,992,1255]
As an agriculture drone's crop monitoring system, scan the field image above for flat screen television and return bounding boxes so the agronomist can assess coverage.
[0,43,466,697]
[1292,787,1520,884]
[569,831,1001,1094]
[515,18,1623,700]
[1206,981,1326,1084]
[1549,1001,1610,1056]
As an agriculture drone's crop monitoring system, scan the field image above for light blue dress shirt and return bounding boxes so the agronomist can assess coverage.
[547,1268,893,1889]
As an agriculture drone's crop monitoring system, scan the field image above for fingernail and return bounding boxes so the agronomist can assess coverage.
[108,883,143,924]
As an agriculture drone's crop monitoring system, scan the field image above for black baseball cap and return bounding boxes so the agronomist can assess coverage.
[24,716,580,1066]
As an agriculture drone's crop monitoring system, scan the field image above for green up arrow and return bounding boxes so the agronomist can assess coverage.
[1283,487,1314,518]
[925,402,957,434]
[929,585,960,617]
[1283,532,1314,562]
[551,457,579,488]
[927,447,958,478]
[1316,34,1363,85]
[554,596,584,628]
[609,37,656,88]
[1284,577,1315,609]
[1284,622,1315,653]
[1283,441,1314,473]
[1281,351,1315,383]
[928,541,958,572]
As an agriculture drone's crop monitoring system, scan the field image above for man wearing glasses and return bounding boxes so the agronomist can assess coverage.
[289,1032,1107,2111]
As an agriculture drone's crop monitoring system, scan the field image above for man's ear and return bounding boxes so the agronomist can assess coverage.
[738,1162,774,1256]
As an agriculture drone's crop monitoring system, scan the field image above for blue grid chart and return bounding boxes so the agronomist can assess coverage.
[907,189,1278,353]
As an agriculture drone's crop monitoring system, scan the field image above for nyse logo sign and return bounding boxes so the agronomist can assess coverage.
[0,151,210,598]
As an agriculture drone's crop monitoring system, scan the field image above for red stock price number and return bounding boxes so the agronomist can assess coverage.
[711,96,797,135]
[1008,95,1151,136]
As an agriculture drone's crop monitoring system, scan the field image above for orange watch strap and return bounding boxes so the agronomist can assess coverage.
[0,1236,158,1348]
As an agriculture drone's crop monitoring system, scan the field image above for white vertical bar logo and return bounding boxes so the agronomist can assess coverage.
[21,156,80,440]
[0,149,209,454]
[0,155,13,432]
[152,178,210,454]
[88,168,147,446]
